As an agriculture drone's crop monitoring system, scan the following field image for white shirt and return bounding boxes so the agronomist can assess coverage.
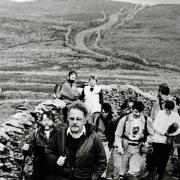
[67,126,86,139]
[84,85,102,114]
[153,110,180,144]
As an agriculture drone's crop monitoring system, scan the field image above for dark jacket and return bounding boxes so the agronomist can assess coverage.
[27,127,58,180]
[45,124,107,180]
[57,80,79,103]
[95,114,116,149]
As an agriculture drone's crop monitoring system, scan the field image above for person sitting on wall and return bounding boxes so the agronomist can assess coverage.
[53,70,81,121]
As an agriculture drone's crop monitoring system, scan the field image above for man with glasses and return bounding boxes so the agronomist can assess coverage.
[46,102,107,180]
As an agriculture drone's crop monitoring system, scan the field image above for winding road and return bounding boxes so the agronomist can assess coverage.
[75,4,145,53]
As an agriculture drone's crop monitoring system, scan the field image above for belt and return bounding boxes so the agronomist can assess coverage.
[123,135,139,142]
[128,142,139,146]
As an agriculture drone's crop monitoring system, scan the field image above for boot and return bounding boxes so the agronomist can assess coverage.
[141,171,155,180]
[154,173,164,180]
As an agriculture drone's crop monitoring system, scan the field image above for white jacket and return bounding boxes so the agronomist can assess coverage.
[84,85,102,114]
[153,110,180,144]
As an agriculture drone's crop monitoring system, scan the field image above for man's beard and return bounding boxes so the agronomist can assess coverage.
[42,124,54,131]
[69,79,75,84]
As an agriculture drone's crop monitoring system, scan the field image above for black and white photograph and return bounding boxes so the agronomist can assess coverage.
[0,0,180,179]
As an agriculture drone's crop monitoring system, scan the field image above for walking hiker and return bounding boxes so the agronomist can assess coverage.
[81,75,103,125]
[115,101,150,180]
[145,100,180,180]
[174,96,180,179]
[22,111,59,180]
[151,83,177,121]
[94,103,116,179]
[112,97,136,180]
[46,102,107,180]
[146,83,179,178]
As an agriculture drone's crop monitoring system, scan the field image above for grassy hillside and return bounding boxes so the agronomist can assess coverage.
[0,0,128,71]
[0,0,180,95]
[101,4,180,67]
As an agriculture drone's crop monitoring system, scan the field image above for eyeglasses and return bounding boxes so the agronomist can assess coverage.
[68,117,83,122]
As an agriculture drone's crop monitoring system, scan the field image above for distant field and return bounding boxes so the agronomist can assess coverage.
[0,0,126,17]
[101,4,180,67]
[0,0,127,71]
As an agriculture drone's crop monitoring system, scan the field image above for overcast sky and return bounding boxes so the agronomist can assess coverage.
[109,0,180,5]
[8,0,180,5]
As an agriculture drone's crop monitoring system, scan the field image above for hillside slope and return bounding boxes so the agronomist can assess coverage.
[101,4,180,68]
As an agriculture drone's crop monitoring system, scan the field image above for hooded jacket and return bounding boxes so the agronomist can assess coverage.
[45,124,107,180]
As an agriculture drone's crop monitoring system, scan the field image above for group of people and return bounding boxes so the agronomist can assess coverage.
[22,70,180,180]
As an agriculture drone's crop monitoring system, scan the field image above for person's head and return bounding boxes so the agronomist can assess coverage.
[174,96,180,106]
[67,102,88,134]
[164,100,175,115]
[102,103,113,119]
[68,70,77,83]
[39,111,55,130]
[174,96,180,116]
[128,97,136,108]
[89,75,97,87]
[132,101,144,119]
[158,83,170,99]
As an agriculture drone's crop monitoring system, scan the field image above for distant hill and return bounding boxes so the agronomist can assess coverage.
[101,4,180,68]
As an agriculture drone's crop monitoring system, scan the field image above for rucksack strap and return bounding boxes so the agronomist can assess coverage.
[122,115,129,137]
[142,116,148,142]
[60,127,67,156]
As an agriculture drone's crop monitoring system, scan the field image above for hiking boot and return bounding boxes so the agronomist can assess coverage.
[141,171,155,180]
[154,173,164,180]
[118,174,128,180]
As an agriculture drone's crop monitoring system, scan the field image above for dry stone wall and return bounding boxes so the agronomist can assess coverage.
[0,85,156,179]
[0,111,35,179]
